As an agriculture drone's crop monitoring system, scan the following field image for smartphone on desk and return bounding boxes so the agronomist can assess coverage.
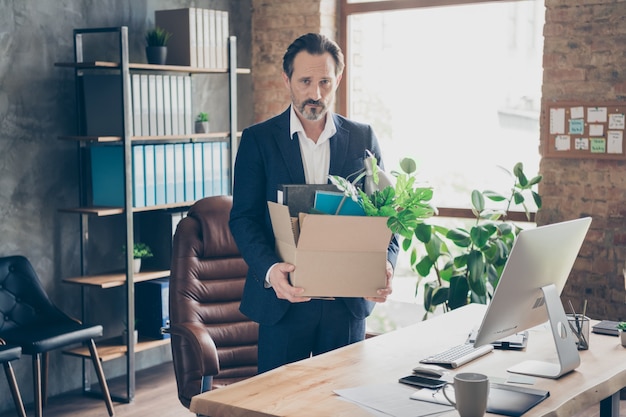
[398,375,447,389]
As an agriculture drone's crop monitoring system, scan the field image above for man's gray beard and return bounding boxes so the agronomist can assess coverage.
[302,106,325,121]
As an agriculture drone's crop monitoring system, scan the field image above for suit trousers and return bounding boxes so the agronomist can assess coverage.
[257,298,366,373]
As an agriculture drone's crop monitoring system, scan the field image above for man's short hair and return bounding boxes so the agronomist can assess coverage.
[282,33,345,79]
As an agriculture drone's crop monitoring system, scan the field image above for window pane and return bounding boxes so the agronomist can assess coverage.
[347,1,544,209]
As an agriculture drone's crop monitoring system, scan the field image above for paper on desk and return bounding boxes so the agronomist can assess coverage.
[334,383,452,417]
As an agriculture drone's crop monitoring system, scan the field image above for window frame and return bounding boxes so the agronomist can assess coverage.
[337,0,536,222]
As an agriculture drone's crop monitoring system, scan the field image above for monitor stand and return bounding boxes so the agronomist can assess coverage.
[507,284,580,379]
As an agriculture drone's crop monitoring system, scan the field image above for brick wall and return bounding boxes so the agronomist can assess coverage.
[250,0,337,123]
[250,0,626,320]
[540,0,626,320]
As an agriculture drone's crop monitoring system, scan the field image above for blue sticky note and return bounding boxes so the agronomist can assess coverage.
[569,119,584,134]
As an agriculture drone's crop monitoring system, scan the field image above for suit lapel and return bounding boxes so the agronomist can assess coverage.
[272,109,306,183]
[329,114,349,177]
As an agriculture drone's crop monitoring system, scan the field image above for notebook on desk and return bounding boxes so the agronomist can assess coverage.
[411,383,550,417]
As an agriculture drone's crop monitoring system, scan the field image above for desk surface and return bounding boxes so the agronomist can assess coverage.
[190,303,626,417]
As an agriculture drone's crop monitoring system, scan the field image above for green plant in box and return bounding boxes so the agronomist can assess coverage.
[329,155,436,242]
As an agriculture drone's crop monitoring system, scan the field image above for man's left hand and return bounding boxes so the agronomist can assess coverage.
[365,261,394,303]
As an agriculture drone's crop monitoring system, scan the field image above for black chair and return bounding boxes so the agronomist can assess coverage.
[0,343,27,417]
[0,255,114,417]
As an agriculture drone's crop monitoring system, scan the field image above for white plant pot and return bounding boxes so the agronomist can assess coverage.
[195,121,209,133]
[620,330,626,347]
[133,258,141,273]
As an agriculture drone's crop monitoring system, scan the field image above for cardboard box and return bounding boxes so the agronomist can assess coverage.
[267,201,392,298]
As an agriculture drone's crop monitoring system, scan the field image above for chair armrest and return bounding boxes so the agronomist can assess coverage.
[168,322,220,376]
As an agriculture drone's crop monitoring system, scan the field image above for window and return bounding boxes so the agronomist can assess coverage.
[342,0,544,209]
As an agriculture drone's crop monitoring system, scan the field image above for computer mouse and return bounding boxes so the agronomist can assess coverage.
[412,364,446,378]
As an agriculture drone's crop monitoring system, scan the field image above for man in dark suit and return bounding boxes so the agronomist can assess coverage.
[229,33,399,373]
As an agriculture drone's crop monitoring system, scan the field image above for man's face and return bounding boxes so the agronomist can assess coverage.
[283,51,342,122]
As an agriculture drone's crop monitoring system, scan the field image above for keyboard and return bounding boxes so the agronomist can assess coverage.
[419,343,494,368]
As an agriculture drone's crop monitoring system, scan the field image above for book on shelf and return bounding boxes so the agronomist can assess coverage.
[193,142,204,199]
[176,76,186,134]
[208,9,217,69]
[217,10,230,68]
[144,144,156,206]
[164,144,176,204]
[195,7,204,68]
[183,76,193,134]
[162,75,172,136]
[147,74,157,135]
[81,73,125,136]
[131,74,142,136]
[173,143,185,203]
[222,140,230,194]
[183,143,195,201]
[154,144,166,205]
[133,145,146,207]
[168,75,179,135]
[202,142,213,196]
[155,75,165,135]
[140,74,149,136]
[202,9,210,68]
[212,141,222,195]
[90,145,146,207]
[155,8,197,67]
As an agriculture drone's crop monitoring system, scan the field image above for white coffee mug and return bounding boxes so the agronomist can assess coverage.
[442,372,489,417]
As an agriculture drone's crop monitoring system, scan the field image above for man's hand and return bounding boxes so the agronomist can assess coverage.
[365,261,394,303]
[268,262,311,303]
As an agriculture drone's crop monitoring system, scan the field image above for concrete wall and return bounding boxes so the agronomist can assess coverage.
[0,0,252,413]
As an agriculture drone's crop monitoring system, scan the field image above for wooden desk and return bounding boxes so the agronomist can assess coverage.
[190,304,626,417]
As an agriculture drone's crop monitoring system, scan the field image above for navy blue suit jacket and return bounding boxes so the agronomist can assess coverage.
[229,108,399,326]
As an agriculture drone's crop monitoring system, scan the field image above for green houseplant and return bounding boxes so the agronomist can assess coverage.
[409,163,542,319]
[145,26,172,65]
[122,242,153,273]
[329,155,436,240]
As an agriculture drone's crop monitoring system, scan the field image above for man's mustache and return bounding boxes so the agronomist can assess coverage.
[304,99,323,106]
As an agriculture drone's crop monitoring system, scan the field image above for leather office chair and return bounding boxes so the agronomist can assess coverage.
[0,255,114,417]
[0,343,27,417]
[169,195,258,409]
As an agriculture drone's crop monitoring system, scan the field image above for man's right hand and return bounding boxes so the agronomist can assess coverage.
[268,262,311,303]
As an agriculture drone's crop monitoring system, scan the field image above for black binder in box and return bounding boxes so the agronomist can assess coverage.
[135,278,170,339]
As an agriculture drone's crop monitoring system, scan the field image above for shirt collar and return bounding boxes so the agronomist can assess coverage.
[289,105,337,141]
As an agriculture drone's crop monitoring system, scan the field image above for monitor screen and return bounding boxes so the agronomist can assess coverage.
[473,216,592,378]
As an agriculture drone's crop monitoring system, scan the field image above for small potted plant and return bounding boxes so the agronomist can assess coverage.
[618,322,626,347]
[145,26,172,65]
[195,112,210,133]
[122,242,153,273]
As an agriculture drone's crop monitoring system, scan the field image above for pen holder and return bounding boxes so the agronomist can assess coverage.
[566,314,589,350]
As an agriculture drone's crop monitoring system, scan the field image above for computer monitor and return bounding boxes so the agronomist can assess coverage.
[473,217,592,379]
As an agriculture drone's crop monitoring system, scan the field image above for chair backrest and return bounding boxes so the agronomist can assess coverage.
[169,195,258,408]
[0,256,68,335]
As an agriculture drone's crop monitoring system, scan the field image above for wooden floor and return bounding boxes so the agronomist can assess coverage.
[1,360,624,417]
[0,361,193,417]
